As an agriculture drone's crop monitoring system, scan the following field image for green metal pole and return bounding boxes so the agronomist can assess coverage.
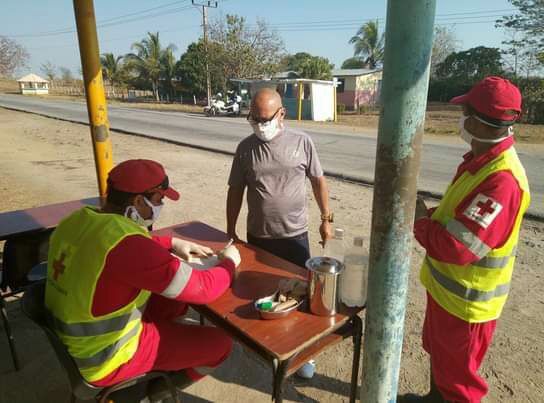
[361,1,436,402]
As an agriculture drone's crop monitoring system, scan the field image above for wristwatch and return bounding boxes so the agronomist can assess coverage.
[320,212,334,223]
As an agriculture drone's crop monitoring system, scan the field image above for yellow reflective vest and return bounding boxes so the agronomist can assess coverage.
[45,207,151,382]
[420,146,530,323]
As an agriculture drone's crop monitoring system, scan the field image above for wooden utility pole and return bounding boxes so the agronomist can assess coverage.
[192,0,217,107]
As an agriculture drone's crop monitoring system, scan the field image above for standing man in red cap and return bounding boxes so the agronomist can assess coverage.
[45,159,241,398]
[400,77,531,403]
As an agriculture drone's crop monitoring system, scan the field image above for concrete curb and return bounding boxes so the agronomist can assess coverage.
[2,104,543,223]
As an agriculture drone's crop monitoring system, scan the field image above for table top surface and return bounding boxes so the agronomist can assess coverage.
[0,197,100,240]
[154,221,360,361]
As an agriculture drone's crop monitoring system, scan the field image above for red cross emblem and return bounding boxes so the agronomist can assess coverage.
[52,252,67,280]
[475,199,496,216]
[463,194,503,229]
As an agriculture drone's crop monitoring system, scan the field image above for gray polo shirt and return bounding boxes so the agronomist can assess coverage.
[228,128,324,239]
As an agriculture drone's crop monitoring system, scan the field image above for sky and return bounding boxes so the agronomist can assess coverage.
[1,0,517,77]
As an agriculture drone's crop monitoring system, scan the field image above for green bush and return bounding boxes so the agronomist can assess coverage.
[337,103,346,114]
[429,77,544,124]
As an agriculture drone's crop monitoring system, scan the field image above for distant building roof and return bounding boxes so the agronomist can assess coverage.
[332,68,382,77]
[17,73,48,83]
[272,71,300,79]
[230,78,334,85]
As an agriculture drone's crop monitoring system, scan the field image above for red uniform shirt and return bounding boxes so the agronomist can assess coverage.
[92,235,235,316]
[414,136,522,265]
[91,234,235,385]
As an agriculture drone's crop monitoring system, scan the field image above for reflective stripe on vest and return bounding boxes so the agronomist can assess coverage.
[45,207,152,382]
[475,246,517,269]
[419,146,530,322]
[425,256,510,302]
[73,322,141,368]
[446,219,491,258]
[46,304,147,337]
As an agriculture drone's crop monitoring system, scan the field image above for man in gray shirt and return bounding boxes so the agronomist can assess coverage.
[226,88,333,269]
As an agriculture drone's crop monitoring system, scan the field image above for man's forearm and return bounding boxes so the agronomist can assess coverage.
[226,186,245,235]
[311,176,330,216]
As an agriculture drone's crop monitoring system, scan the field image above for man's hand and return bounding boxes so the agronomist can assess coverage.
[415,197,429,221]
[218,245,241,268]
[171,238,214,261]
[319,221,333,248]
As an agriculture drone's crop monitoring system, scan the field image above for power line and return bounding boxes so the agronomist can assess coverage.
[3,0,192,38]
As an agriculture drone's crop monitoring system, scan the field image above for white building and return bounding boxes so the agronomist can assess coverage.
[17,74,49,95]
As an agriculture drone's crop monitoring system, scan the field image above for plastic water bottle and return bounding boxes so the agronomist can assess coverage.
[340,236,368,307]
[323,228,345,262]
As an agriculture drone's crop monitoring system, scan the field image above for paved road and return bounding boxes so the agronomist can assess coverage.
[0,94,542,217]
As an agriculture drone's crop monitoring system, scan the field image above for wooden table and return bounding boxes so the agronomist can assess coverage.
[0,197,100,241]
[154,221,364,402]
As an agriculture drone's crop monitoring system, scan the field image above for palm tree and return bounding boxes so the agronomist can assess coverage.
[125,32,176,101]
[160,48,177,102]
[100,53,124,97]
[348,20,385,69]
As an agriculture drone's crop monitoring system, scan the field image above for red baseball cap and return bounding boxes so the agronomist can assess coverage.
[107,159,180,201]
[450,76,522,125]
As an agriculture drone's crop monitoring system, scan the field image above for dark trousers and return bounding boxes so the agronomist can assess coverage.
[247,232,311,268]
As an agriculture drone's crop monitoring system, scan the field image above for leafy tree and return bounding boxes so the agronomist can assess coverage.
[299,56,333,80]
[434,46,504,82]
[0,36,29,77]
[341,57,365,69]
[280,52,333,79]
[59,67,74,82]
[497,0,544,52]
[497,2,544,78]
[209,14,285,88]
[126,32,176,101]
[40,61,56,81]
[176,41,223,97]
[281,52,313,72]
[348,20,384,69]
[160,47,177,101]
[100,53,126,92]
[431,26,459,76]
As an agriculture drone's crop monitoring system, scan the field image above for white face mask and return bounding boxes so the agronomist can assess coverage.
[251,117,281,142]
[458,116,513,145]
[124,197,162,228]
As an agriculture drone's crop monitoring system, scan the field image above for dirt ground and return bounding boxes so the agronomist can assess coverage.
[0,108,542,403]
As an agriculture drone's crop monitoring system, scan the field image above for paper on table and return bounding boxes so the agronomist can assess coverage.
[173,254,220,270]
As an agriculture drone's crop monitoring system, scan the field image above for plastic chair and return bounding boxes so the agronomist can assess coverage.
[21,282,180,403]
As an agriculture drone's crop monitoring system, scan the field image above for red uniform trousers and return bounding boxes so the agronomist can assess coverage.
[423,293,496,403]
[93,294,233,386]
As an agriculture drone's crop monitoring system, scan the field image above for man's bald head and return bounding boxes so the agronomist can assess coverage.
[250,88,284,123]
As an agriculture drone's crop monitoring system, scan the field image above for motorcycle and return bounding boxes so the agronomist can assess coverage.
[204,94,242,117]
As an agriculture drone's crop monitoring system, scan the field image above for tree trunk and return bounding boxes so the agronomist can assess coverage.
[153,81,159,101]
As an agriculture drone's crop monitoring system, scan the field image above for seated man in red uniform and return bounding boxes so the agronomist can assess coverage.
[400,77,530,402]
[45,159,241,400]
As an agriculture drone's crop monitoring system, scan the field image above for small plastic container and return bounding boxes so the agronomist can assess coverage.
[254,291,303,320]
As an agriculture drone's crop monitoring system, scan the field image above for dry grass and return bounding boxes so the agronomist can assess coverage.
[0,78,19,93]
[336,107,544,143]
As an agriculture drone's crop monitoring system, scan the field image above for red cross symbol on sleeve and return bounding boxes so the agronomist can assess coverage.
[52,252,67,280]
[463,194,503,229]
[475,199,496,216]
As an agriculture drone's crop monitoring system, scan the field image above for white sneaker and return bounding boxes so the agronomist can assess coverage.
[296,360,316,379]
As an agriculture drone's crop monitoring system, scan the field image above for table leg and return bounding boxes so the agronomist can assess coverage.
[1,295,20,371]
[272,357,293,403]
[350,315,363,403]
